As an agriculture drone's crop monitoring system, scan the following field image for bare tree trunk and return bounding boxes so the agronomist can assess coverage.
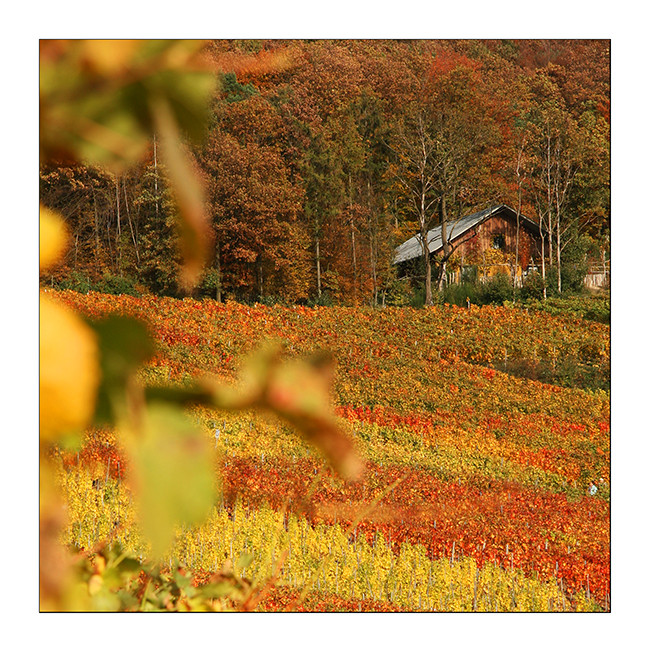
[316,237,322,299]
[257,257,264,300]
[556,215,562,294]
[351,219,358,301]
[153,134,160,221]
[415,117,435,306]
[123,178,140,265]
[437,194,452,292]
[424,248,433,304]
[92,187,100,272]
[553,144,575,295]
[348,172,358,303]
[514,137,525,292]
[437,259,447,291]
[106,202,115,273]
[545,126,554,272]
[419,217,433,305]
[515,208,521,291]
[553,143,561,294]
[539,220,547,301]
[368,178,379,307]
[215,244,222,302]
[368,228,379,308]
[371,237,378,307]
[115,175,122,274]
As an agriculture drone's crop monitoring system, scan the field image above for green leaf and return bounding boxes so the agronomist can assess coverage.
[116,557,142,576]
[235,553,254,572]
[173,569,192,591]
[144,69,216,143]
[200,581,238,599]
[115,589,140,610]
[144,385,215,408]
[87,316,155,425]
[128,402,215,557]
[56,429,84,453]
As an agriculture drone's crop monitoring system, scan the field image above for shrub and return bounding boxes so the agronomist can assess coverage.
[199,267,222,300]
[461,265,478,284]
[383,278,414,307]
[521,271,545,301]
[95,272,141,297]
[56,270,93,294]
[442,281,481,307]
[409,285,427,308]
[478,272,513,305]
[524,295,610,324]
[258,295,289,307]
[584,300,610,324]
[307,291,335,307]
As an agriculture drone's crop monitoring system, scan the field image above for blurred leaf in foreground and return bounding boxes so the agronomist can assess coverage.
[39,204,68,271]
[40,293,100,444]
[39,39,216,171]
[124,402,215,558]
[209,343,365,480]
[150,94,213,291]
[40,39,218,291]
[87,315,155,426]
[40,205,100,443]
[39,461,73,610]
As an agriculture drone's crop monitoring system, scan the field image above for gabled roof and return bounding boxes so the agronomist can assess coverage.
[392,204,540,265]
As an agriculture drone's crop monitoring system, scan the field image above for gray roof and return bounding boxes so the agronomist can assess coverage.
[392,204,538,265]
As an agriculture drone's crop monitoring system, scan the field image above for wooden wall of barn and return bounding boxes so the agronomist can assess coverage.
[450,213,543,272]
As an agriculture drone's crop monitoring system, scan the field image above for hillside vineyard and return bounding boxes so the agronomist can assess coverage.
[51,290,610,612]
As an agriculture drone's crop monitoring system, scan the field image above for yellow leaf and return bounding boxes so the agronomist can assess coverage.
[39,293,100,443]
[80,39,144,76]
[40,205,68,271]
[87,574,103,596]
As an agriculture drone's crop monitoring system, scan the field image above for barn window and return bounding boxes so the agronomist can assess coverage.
[492,234,505,249]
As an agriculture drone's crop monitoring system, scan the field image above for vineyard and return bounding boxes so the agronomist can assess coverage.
[49,289,610,612]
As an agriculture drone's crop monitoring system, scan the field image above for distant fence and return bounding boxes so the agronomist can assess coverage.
[444,261,610,291]
[585,263,610,290]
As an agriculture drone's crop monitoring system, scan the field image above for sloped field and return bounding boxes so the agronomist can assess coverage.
[51,290,610,611]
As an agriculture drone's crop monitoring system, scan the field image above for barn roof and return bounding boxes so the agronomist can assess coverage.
[392,204,540,265]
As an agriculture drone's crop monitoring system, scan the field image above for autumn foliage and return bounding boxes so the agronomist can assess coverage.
[51,289,610,611]
[40,39,610,304]
[39,39,609,614]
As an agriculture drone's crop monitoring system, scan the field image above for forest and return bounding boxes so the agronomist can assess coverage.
[39,39,610,307]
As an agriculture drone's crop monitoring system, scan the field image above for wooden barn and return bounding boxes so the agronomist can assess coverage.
[393,204,544,285]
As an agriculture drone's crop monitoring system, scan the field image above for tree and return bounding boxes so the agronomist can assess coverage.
[40,163,137,283]
[524,63,609,295]
[349,91,396,306]
[201,128,309,303]
[301,125,346,301]
[389,49,503,304]
[133,149,183,295]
